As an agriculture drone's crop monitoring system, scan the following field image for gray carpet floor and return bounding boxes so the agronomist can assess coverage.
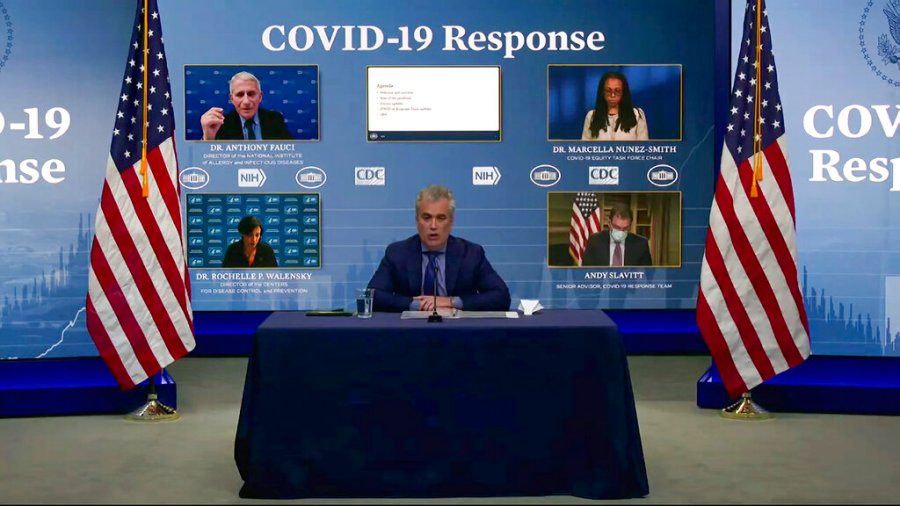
[1,355,897,504]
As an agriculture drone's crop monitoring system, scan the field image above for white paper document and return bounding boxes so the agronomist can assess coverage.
[517,299,543,316]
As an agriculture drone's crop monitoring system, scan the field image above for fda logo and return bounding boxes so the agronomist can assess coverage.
[589,166,619,186]
[355,166,385,186]
[472,166,501,186]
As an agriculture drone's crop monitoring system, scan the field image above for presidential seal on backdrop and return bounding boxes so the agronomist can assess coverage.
[0,1,13,73]
[860,0,900,86]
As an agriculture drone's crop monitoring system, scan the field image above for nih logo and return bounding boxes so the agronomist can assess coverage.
[589,166,619,186]
[472,166,501,186]
[355,166,385,186]
[238,168,267,188]
[647,164,678,187]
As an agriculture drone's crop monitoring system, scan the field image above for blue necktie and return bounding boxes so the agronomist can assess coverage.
[422,251,441,295]
[244,118,256,140]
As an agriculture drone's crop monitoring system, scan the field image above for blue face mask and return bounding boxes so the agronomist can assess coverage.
[610,229,628,243]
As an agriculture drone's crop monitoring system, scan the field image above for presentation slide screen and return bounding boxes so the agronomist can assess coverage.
[366,66,501,141]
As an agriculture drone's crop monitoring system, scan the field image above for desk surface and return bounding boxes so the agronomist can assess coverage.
[259,309,617,330]
[236,309,649,499]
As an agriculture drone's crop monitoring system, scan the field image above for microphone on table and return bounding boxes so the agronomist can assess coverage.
[427,262,443,323]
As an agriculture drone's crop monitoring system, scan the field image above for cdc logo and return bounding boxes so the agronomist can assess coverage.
[355,166,385,186]
[589,166,619,186]
[647,164,678,187]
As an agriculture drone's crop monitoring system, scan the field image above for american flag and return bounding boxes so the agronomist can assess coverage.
[697,0,810,399]
[86,0,195,390]
[569,192,604,266]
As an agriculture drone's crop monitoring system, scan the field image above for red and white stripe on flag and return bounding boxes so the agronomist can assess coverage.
[569,192,604,266]
[86,0,194,390]
[697,0,810,399]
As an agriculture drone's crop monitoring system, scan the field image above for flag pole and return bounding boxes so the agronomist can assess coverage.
[120,0,179,422]
[721,0,774,421]
[125,370,180,422]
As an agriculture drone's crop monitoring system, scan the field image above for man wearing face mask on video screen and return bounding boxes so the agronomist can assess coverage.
[581,201,652,267]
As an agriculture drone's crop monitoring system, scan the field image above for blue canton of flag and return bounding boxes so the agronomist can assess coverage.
[111,2,174,171]
[724,0,786,165]
[569,192,603,266]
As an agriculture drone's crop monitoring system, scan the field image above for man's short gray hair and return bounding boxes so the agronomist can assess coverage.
[229,71,261,95]
[416,185,455,216]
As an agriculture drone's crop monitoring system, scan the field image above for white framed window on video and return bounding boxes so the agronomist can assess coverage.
[366,66,501,142]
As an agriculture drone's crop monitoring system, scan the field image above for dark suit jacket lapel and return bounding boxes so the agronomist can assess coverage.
[444,236,462,295]
[600,232,611,266]
[258,108,272,138]
[624,234,640,265]
[407,236,423,295]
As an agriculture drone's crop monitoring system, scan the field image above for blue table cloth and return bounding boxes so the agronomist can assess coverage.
[235,310,648,499]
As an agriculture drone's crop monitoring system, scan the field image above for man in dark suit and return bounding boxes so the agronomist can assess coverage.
[200,71,293,141]
[582,202,653,267]
[367,185,511,312]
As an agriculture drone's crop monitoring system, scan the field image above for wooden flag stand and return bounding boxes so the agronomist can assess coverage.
[720,391,773,421]
[125,371,180,422]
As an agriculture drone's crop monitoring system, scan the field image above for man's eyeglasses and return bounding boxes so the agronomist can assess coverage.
[604,88,623,96]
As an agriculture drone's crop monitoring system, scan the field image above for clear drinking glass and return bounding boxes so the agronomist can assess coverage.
[356,288,374,318]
